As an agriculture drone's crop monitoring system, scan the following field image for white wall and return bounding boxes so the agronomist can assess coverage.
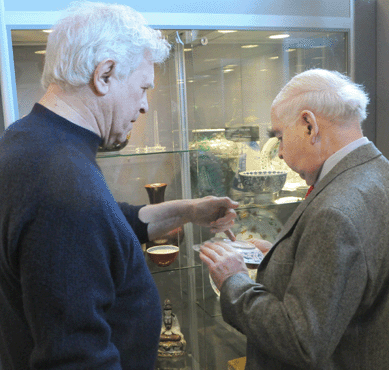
[377,0,389,159]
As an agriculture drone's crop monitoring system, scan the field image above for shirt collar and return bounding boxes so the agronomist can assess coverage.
[315,137,369,185]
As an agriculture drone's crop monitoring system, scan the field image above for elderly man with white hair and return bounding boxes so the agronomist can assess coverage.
[0,2,238,369]
[200,69,389,369]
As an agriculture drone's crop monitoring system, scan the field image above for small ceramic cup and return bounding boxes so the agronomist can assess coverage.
[147,245,179,267]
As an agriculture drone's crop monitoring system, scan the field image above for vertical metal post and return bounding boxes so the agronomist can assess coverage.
[0,0,16,127]
[174,31,200,369]
[349,0,355,79]
[282,42,290,85]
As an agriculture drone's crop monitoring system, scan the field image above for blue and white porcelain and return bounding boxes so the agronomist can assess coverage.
[239,170,287,193]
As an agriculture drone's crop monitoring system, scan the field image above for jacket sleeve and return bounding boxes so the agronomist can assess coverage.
[220,205,367,368]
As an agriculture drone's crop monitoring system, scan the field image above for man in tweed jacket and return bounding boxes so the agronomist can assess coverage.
[200,69,389,369]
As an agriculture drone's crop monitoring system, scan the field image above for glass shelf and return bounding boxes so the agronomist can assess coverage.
[235,189,307,209]
[97,149,195,158]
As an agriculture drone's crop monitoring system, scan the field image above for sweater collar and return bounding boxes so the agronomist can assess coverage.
[30,103,103,156]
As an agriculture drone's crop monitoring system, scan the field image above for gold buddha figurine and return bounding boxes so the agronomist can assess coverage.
[158,299,186,357]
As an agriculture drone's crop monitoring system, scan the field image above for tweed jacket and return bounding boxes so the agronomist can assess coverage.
[221,142,389,369]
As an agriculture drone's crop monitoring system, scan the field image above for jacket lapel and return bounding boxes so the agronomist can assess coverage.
[260,143,382,265]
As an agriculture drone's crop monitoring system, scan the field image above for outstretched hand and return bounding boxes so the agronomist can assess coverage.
[199,241,248,290]
[199,238,273,291]
[190,196,239,240]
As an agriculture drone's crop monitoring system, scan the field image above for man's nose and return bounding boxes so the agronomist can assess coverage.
[140,98,149,114]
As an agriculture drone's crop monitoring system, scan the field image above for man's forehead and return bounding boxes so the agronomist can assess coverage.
[268,117,284,134]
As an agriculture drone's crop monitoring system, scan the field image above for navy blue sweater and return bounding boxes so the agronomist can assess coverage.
[0,104,162,369]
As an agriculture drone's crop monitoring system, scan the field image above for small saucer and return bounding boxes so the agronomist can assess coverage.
[193,238,263,266]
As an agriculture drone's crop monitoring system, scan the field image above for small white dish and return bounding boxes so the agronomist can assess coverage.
[193,237,264,267]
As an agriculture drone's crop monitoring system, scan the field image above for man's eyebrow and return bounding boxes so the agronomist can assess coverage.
[267,128,280,138]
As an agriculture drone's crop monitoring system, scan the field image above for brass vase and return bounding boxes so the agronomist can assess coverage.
[145,183,167,204]
[144,183,184,249]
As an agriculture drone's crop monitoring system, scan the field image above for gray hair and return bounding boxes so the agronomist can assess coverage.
[271,69,369,125]
[41,1,171,90]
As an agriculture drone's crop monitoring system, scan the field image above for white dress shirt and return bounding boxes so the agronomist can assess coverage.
[315,137,369,185]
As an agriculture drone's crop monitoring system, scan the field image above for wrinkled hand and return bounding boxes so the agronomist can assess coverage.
[191,196,239,241]
[199,241,248,291]
[249,238,273,256]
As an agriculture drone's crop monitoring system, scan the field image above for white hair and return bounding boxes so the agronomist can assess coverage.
[41,1,171,90]
[271,69,369,125]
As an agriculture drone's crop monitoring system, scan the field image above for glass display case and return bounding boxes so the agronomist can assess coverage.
[8,27,348,369]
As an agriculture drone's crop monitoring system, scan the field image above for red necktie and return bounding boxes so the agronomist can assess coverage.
[305,185,314,199]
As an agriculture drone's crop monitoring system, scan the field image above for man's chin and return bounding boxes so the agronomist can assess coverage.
[98,139,129,152]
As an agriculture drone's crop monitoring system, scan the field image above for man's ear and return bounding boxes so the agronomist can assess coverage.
[300,110,319,144]
[92,59,115,96]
